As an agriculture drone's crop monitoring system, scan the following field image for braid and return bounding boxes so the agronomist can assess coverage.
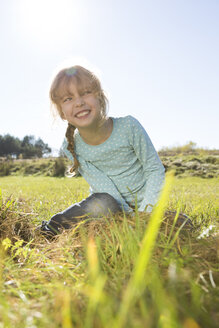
[65,123,80,173]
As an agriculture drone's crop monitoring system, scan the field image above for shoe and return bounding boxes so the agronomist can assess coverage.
[164,211,194,231]
[35,220,59,239]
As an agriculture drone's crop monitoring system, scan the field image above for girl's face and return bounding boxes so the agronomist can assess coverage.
[59,82,103,130]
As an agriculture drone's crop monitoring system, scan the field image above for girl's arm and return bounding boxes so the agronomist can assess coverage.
[129,116,165,212]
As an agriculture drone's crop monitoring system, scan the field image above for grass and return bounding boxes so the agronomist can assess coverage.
[0,175,219,327]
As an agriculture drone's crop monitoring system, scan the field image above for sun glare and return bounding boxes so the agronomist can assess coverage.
[17,0,86,44]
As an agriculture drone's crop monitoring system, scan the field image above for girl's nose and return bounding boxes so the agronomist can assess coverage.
[75,96,85,107]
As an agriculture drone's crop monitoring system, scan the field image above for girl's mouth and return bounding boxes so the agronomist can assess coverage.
[75,110,91,118]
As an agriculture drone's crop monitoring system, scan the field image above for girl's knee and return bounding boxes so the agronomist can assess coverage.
[84,193,121,217]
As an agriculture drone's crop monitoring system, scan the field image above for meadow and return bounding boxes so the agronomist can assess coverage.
[0,175,218,327]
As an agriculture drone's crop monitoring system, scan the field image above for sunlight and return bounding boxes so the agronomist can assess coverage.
[17,0,86,44]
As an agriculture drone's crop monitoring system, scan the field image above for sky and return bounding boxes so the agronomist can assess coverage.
[0,0,218,154]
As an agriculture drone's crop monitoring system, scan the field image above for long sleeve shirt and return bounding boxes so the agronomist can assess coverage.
[62,115,165,212]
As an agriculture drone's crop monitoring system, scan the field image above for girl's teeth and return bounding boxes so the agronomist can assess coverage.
[76,110,89,118]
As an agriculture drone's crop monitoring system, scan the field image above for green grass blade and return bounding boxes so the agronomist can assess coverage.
[114,172,174,328]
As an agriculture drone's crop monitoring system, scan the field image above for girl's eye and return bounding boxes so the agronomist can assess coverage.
[82,90,92,96]
[63,97,72,103]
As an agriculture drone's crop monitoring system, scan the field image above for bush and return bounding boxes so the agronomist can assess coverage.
[0,162,11,176]
[53,157,66,177]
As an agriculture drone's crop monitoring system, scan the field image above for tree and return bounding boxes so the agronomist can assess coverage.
[21,135,51,158]
[0,134,21,157]
[35,138,51,157]
[0,134,51,158]
[21,135,37,158]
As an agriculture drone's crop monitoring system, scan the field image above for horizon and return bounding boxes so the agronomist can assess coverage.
[1,132,218,158]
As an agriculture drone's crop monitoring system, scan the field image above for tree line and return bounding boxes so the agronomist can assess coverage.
[0,134,51,159]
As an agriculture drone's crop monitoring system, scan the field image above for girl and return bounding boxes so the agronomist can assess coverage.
[40,65,165,236]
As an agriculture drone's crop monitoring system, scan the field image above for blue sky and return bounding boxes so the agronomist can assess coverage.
[0,0,218,153]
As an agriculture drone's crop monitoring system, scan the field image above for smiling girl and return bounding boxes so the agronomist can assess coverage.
[40,65,165,236]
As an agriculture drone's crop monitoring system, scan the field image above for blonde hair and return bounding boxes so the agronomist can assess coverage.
[49,65,108,173]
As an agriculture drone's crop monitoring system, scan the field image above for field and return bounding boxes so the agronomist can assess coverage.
[0,175,219,327]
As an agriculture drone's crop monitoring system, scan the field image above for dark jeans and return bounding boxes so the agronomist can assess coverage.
[42,193,121,235]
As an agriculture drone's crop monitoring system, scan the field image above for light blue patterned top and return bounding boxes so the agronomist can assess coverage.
[62,115,165,212]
